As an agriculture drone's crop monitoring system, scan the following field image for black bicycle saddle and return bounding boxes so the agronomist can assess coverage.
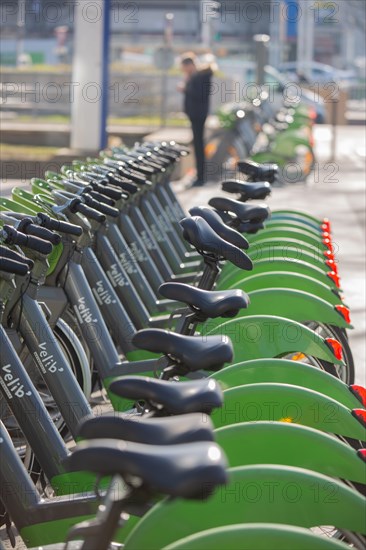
[180,216,253,271]
[132,328,233,372]
[237,160,278,183]
[208,197,270,224]
[67,439,228,499]
[189,206,249,249]
[159,282,249,319]
[221,179,271,201]
[109,376,223,415]
[77,412,215,445]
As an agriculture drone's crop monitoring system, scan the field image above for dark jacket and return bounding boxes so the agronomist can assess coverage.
[184,67,213,121]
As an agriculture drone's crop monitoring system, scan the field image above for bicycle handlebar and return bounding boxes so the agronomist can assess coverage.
[0,257,29,276]
[91,181,123,201]
[36,213,83,236]
[1,226,53,255]
[83,194,119,218]
[0,245,34,269]
[88,189,115,206]
[70,200,106,224]
[17,218,61,245]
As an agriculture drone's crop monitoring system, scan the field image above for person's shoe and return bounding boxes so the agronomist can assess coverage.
[190,179,205,188]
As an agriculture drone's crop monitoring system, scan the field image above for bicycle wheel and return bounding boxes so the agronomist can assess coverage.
[304,322,354,384]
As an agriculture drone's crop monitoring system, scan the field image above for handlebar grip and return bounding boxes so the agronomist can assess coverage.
[118,169,147,186]
[36,213,83,236]
[17,218,61,245]
[1,226,53,255]
[88,189,115,206]
[104,175,138,195]
[0,245,34,269]
[91,181,123,201]
[83,194,119,218]
[131,162,155,176]
[0,257,29,276]
[88,191,116,206]
[71,202,106,224]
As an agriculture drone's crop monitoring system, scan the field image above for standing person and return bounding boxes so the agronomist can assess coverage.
[179,53,213,187]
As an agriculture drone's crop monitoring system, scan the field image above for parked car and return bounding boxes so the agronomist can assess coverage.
[278,61,358,88]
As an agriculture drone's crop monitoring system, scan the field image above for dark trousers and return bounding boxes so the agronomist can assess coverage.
[190,116,206,182]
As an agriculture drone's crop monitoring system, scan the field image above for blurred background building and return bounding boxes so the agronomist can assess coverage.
[0,0,365,158]
[1,0,365,69]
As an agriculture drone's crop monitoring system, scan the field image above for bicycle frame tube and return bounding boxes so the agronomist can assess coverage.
[128,203,172,279]
[61,257,121,377]
[94,231,150,329]
[105,221,158,314]
[0,327,68,480]
[163,180,186,220]
[147,192,190,258]
[81,247,135,353]
[153,187,190,251]
[0,422,143,547]
[118,210,163,293]
[11,288,93,437]
[139,195,183,273]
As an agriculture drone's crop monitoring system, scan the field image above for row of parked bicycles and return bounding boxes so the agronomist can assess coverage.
[205,89,316,182]
[0,136,365,549]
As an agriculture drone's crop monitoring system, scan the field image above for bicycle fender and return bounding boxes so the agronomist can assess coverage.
[215,421,366,484]
[210,359,360,410]
[124,465,366,550]
[204,315,344,364]
[211,383,366,442]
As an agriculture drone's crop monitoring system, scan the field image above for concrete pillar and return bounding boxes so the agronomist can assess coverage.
[269,0,286,68]
[70,0,110,151]
[297,0,314,80]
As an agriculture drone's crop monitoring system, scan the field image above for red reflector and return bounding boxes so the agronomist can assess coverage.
[350,385,366,408]
[325,337,343,360]
[335,305,351,324]
[327,271,341,288]
[357,449,366,463]
[321,224,331,233]
[326,259,338,273]
[351,409,366,428]
[324,250,335,260]
[323,238,333,252]
[322,218,331,232]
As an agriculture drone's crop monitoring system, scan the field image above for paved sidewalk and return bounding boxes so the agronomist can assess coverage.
[174,125,366,384]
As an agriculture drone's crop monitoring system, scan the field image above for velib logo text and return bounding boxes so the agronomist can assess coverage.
[0,364,32,398]
[33,342,64,374]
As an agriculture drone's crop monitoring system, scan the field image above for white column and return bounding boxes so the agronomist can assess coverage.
[269,0,286,68]
[297,0,314,80]
[70,0,109,151]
